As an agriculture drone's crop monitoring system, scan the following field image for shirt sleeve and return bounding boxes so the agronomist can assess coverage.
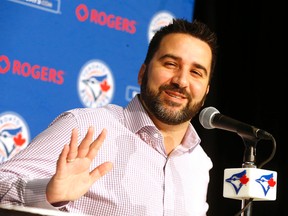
[0,111,79,209]
[24,178,66,210]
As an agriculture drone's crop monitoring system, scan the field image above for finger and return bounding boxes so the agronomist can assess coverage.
[56,144,70,172]
[86,128,107,161]
[90,161,113,182]
[66,128,78,161]
[77,126,94,158]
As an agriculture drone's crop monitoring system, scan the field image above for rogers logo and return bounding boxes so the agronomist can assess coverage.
[0,55,11,74]
[0,54,65,85]
[75,4,137,34]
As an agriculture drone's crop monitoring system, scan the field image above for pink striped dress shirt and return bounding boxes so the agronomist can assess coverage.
[0,95,213,216]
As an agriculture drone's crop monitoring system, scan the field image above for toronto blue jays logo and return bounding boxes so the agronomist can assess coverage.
[148,11,175,42]
[78,59,114,108]
[225,170,249,194]
[225,169,277,197]
[0,112,30,162]
[255,173,276,196]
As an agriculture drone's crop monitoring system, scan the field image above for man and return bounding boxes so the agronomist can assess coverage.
[0,18,217,215]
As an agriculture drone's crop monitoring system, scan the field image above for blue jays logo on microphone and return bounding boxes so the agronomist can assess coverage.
[0,112,30,162]
[225,170,250,194]
[78,59,114,108]
[255,173,276,196]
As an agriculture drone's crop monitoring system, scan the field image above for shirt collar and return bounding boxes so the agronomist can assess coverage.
[124,94,155,133]
[181,123,201,151]
[124,95,201,151]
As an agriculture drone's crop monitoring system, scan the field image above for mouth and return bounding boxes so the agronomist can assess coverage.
[164,90,187,103]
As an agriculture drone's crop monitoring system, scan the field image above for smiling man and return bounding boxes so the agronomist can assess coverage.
[0,19,218,216]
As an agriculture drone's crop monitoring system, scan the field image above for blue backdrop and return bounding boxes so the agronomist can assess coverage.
[0,0,195,162]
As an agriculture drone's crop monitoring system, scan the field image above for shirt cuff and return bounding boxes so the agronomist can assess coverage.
[24,178,66,210]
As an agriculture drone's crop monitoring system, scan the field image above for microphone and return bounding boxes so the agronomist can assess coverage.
[199,106,272,140]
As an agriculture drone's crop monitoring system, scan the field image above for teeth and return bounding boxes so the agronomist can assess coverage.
[172,95,181,99]
[167,92,181,99]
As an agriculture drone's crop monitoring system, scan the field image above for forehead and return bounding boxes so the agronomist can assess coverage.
[156,33,212,70]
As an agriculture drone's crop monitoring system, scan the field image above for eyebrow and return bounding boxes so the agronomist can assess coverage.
[159,54,208,76]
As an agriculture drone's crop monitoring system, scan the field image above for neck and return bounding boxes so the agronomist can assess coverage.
[139,95,190,154]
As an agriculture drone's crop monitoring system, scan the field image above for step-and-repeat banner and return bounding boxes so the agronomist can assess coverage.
[0,0,195,162]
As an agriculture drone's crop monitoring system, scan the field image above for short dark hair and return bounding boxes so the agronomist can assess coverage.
[144,18,218,79]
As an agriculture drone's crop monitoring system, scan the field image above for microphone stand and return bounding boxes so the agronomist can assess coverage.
[230,133,277,216]
[240,137,258,216]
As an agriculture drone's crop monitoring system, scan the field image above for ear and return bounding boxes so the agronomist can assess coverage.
[137,64,146,85]
[206,85,210,95]
[202,85,210,106]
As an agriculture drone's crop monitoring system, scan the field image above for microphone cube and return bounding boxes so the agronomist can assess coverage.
[223,168,277,201]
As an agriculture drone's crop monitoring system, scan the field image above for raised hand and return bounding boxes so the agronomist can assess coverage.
[46,127,113,204]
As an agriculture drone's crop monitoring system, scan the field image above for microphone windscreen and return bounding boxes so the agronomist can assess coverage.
[199,106,220,129]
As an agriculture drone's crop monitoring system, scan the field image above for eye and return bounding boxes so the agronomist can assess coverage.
[164,61,178,69]
[190,69,203,77]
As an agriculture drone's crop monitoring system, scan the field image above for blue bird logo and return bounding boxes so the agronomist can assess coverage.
[255,173,276,196]
[82,74,108,103]
[225,170,250,194]
[0,127,23,158]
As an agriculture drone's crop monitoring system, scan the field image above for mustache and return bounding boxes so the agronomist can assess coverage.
[159,84,191,100]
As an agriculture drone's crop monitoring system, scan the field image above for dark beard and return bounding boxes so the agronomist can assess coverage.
[140,69,206,125]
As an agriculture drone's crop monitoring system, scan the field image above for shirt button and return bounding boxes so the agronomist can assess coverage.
[153,133,159,138]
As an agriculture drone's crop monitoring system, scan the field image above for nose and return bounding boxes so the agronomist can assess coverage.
[171,68,188,88]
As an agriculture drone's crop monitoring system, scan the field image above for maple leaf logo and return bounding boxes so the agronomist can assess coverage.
[240,174,249,184]
[268,178,276,187]
[13,133,26,146]
[100,80,110,92]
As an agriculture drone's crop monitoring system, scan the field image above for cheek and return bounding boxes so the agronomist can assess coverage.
[189,82,208,99]
[148,68,172,87]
